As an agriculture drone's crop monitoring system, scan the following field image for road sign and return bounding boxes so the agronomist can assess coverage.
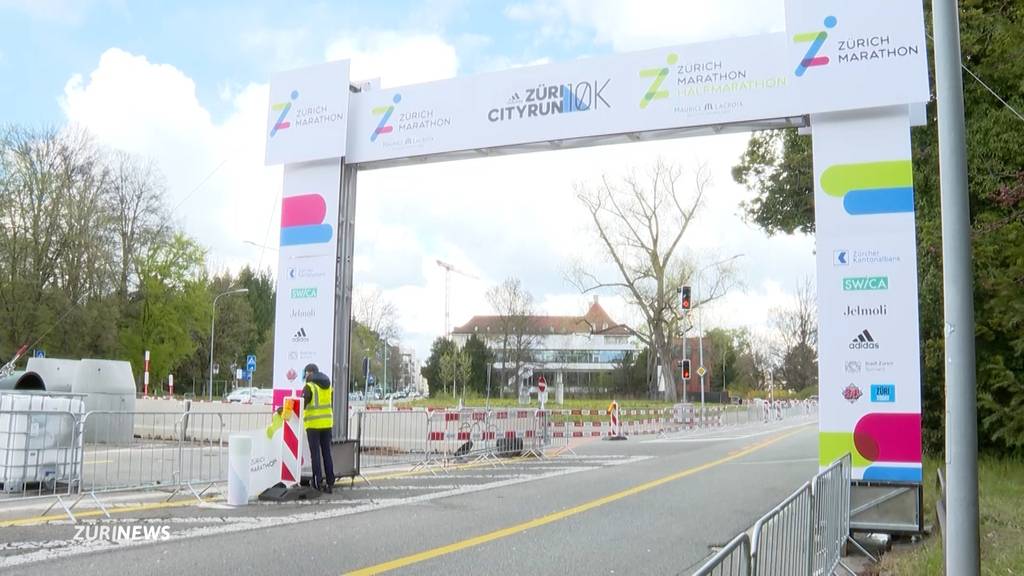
[32,349,44,358]
[243,369,253,382]
[213,363,220,375]
[246,354,257,372]
[235,368,243,380]
[537,375,547,393]
[697,366,707,377]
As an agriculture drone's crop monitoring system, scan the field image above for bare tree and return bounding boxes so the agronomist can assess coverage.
[571,160,735,401]
[0,127,112,351]
[485,277,538,396]
[108,151,170,303]
[771,277,818,391]
[353,286,400,341]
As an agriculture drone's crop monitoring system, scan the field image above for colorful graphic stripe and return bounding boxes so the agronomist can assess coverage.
[281,194,332,246]
[820,412,922,482]
[794,16,837,77]
[371,93,401,142]
[270,90,299,137]
[821,160,915,216]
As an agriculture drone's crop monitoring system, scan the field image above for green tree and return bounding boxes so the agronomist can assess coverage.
[463,335,492,396]
[119,233,209,394]
[730,1,1024,455]
[422,337,455,397]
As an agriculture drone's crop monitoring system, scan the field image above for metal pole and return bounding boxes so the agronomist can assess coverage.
[209,304,215,402]
[933,1,980,573]
[209,288,248,402]
[383,337,387,398]
[698,273,705,424]
[333,161,357,440]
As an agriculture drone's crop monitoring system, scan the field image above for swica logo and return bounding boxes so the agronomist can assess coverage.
[793,16,837,76]
[843,276,889,291]
[292,327,309,343]
[639,53,678,108]
[850,329,880,350]
[290,287,317,299]
[270,90,299,137]
[371,93,401,142]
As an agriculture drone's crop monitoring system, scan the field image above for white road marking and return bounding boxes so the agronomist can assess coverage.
[0,456,648,568]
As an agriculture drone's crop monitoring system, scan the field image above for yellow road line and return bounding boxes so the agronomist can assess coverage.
[344,425,811,576]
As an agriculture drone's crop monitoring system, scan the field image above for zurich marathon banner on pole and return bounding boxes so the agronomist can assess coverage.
[813,108,922,482]
[345,0,927,165]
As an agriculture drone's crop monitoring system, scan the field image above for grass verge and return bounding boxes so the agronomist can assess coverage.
[879,456,1024,575]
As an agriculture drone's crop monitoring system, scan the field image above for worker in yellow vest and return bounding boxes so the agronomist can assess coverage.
[302,363,335,493]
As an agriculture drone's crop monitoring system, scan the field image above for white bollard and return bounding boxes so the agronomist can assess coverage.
[228,434,252,506]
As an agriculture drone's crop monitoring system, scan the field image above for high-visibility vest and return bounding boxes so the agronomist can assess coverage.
[304,383,333,430]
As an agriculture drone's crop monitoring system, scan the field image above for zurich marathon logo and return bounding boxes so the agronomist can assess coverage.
[270,90,299,137]
[793,16,837,76]
[639,53,678,109]
[371,93,401,142]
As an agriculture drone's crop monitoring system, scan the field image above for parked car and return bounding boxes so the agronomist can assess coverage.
[226,387,272,404]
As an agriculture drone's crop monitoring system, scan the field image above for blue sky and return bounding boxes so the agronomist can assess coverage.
[1,0,618,125]
[0,0,807,359]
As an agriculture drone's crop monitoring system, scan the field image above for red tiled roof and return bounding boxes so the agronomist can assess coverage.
[453,300,632,336]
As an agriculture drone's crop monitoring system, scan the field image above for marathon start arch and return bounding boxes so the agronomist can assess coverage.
[264,0,929,530]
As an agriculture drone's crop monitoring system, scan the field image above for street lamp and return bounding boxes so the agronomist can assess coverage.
[209,288,249,401]
[694,254,744,424]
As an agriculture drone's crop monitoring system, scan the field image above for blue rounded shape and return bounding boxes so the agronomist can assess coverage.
[393,93,402,104]
[290,90,299,100]
[824,15,837,28]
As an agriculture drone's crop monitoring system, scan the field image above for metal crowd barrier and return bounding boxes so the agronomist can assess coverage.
[692,533,751,576]
[0,404,275,520]
[812,454,852,575]
[750,482,814,575]
[690,454,851,576]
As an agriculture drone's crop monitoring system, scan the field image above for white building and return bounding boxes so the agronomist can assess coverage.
[452,297,642,396]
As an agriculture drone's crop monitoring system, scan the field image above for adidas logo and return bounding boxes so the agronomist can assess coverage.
[849,329,879,350]
[291,327,309,343]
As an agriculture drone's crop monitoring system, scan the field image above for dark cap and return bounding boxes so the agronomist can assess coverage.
[303,363,319,374]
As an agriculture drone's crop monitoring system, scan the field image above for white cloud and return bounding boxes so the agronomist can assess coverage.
[325,31,459,87]
[60,48,281,275]
[506,0,786,51]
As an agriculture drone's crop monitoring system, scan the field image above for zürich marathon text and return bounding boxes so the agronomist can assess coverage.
[294,105,343,126]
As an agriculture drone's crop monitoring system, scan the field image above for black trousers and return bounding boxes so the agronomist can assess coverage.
[306,428,334,487]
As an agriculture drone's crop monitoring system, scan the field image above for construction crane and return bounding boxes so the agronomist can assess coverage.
[435,260,478,339]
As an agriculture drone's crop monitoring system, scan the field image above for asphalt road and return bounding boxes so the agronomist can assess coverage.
[1,419,818,576]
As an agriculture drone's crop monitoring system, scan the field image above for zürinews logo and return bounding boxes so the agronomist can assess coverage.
[269,90,299,137]
[793,16,837,76]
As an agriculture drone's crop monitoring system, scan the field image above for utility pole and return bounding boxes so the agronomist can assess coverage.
[933,1,980,573]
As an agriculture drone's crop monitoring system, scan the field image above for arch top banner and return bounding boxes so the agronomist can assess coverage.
[264,0,928,166]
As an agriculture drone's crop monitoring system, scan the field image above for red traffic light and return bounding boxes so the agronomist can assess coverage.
[680,285,692,310]
[682,359,691,380]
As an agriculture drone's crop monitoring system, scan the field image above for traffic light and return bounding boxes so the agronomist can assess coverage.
[680,285,692,310]
[682,359,691,381]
